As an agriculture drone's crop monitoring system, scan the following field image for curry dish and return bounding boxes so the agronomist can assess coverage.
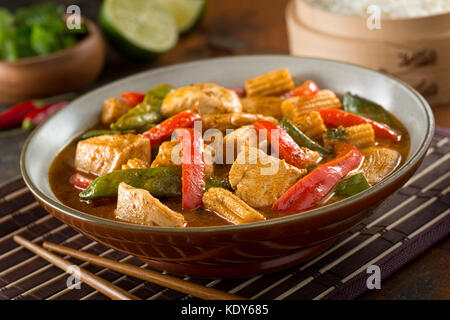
[49,68,410,228]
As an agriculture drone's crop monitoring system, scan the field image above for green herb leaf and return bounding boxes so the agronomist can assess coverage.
[30,24,60,55]
[343,92,393,126]
[1,3,86,61]
[16,3,63,26]
[325,126,347,140]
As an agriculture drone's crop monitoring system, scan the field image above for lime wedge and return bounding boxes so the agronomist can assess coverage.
[159,0,207,33]
[100,0,178,60]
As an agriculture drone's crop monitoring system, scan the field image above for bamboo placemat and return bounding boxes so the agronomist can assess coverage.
[0,129,448,300]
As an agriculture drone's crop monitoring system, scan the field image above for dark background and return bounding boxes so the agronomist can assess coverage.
[0,0,448,300]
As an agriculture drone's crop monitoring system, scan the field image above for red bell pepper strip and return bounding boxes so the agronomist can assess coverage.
[318,108,401,142]
[69,173,93,190]
[175,128,205,210]
[0,100,36,130]
[22,101,68,131]
[285,80,319,98]
[120,92,145,106]
[272,144,364,214]
[253,120,314,169]
[142,107,200,146]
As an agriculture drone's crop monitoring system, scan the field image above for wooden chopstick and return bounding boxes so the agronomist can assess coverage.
[13,235,140,300]
[43,240,247,300]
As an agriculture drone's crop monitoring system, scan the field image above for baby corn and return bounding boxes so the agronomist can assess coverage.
[323,123,375,149]
[241,96,284,119]
[202,188,265,225]
[245,69,295,97]
[292,111,326,141]
[345,123,375,147]
[281,89,341,120]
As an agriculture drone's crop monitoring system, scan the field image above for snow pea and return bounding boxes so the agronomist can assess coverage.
[111,84,173,132]
[79,167,182,200]
[279,119,331,154]
[78,129,136,140]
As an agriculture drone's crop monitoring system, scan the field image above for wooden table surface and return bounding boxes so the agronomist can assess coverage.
[1,0,449,300]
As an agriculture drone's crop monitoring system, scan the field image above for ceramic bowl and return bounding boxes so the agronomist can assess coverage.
[20,55,434,278]
[0,18,105,105]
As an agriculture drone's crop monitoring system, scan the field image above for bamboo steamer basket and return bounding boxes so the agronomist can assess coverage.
[286,0,450,106]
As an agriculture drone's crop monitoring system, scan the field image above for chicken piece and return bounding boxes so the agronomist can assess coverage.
[202,188,265,225]
[115,183,185,227]
[101,98,133,125]
[151,141,181,168]
[122,158,149,170]
[151,140,215,176]
[74,134,150,176]
[222,125,269,163]
[360,147,401,184]
[241,96,284,120]
[161,83,242,117]
[201,112,278,132]
[229,147,305,208]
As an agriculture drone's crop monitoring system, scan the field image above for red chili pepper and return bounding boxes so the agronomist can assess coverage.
[318,109,401,142]
[253,120,314,169]
[22,101,69,131]
[120,92,145,106]
[285,80,319,98]
[142,107,200,146]
[273,144,364,214]
[0,100,36,130]
[69,173,92,190]
[175,128,205,210]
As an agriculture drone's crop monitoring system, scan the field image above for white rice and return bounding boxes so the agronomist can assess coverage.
[305,0,450,19]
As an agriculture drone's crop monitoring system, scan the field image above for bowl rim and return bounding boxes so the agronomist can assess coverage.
[0,17,100,66]
[20,54,435,234]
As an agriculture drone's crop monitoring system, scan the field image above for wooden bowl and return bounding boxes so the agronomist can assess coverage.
[0,18,105,105]
[20,56,434,278]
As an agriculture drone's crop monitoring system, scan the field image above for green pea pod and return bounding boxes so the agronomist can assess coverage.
[279,119,331,154]
[78,129,136,141]
[335,173,370,197]
[343,92,393,126]
[111,83,173,132]
[205,176,232,191]
[79,167,181,200]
